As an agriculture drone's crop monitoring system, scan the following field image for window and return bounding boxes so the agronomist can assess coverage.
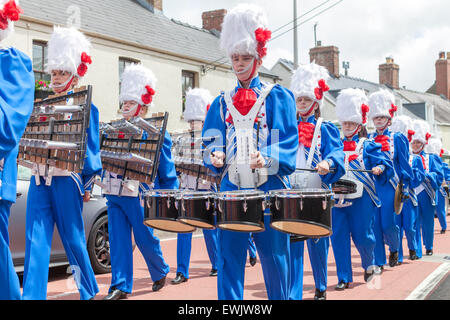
[182,70,197,112]
[32,41,50,82]
[119,57,140,92]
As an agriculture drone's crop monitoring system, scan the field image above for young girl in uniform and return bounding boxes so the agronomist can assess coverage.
[102,64,179,299]
[172,88,219,284]
[367,90,413,268]
[331,88,393,290]
[409,120,444,258]
[288,63,345,300]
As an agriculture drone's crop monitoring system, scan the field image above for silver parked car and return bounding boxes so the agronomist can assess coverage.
[9,166,111,274]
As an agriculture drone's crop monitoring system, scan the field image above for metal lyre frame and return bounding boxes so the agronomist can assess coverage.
[99,112,168,187]
[18,85,93,175]
[171,130,221,187]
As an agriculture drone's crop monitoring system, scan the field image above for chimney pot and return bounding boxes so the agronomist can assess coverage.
[435,51,450,99]
[379,57,400,89]
[146,0,163,12]
[202,9,227,32]
[309,45,340,78]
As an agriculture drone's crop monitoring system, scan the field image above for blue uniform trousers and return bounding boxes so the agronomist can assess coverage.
[436,191,447,231]
[217,215,290,300]
[331,192,376,283]
[372,184,400,265]
[416,192,436,257]
[0,200,21,300]
[22,177,98,300]
[288,240,304,300]
[176,228,218,278]
[106,195,170,294]
[396,199,418,262]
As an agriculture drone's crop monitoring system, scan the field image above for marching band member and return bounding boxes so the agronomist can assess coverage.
[22,27,101,300]
[202,3,298,300]
[288,63,345,300]
[0,0,34,300]
[426,137,447,234]
[331,89,393,290]
[367,90,413,268]
[410,120,444,258]
[103,64,178,299]
[389,116,424,263]
[172,88,219,285]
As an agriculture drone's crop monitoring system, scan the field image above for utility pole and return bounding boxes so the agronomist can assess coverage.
[293,0,299,69]
[314,22,318,47]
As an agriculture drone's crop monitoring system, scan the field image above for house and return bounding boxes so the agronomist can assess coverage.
[270,44,450,150]
[3,0,280,131]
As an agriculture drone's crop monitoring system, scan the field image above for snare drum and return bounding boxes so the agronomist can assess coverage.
[269,189,334,238]
[176,191,216,229]
[143,190,196,233]
[331,179,358,195]
[215,190,266,233]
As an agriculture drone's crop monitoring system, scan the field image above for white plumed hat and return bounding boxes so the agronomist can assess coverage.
[336,88,370,125]
[183,88,213,122]
[368,89,398,120]
[290,62,330,107]
[0,0,22,42]
[46,27,92,78]
[425,137,443,156]
[410,119,431,144]
[390,115,414,140]
[120,64,157,107]
[220,3,271,60]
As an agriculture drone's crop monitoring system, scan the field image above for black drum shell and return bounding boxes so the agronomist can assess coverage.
[144,194,196,233]
[332,179,357,195]
[216,197,265,233]
[270,193,333,238]
[178,197,216,230]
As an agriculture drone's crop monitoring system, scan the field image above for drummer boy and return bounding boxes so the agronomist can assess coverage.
[202,3,298,300]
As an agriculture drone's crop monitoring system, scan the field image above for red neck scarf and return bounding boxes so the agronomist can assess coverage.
[298,122,315,148]
[343,140,358,162]
[232,88,257,116]
[375,135,390,152]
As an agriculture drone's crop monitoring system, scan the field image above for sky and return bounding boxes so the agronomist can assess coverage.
[162,0,450,92]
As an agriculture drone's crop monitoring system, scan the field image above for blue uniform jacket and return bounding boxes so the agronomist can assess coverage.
[0,47,35,203]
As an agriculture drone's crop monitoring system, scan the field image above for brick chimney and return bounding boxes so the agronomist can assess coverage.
[146,0,163,13]
[436,51,450,99]
[379,57,400,89]
[202,9,227,32]
[309,44,340,78]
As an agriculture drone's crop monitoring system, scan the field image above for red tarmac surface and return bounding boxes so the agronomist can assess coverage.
[43,215,450,301]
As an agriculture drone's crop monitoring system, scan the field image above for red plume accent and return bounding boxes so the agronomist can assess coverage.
[440,149,445,158]
[81,52,92,64]
[407,130,415,142]
[314,79,330,100]
[0,0,23,30]
[141,85,156,105]
[206,104,211,113]
[255,28,271,59]
[389,103,398,118]
[361,104,370,124]
[77,52,92,77]
[425,132,432,143]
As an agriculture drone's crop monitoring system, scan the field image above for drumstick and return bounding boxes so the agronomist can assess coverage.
[296,168,373,174]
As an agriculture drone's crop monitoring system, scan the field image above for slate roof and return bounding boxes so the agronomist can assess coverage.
[19,0,279,79]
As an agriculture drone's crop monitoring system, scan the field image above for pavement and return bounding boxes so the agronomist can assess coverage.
[36,214,450,301]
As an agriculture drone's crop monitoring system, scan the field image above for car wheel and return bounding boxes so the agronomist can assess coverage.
[87,214,111,274]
